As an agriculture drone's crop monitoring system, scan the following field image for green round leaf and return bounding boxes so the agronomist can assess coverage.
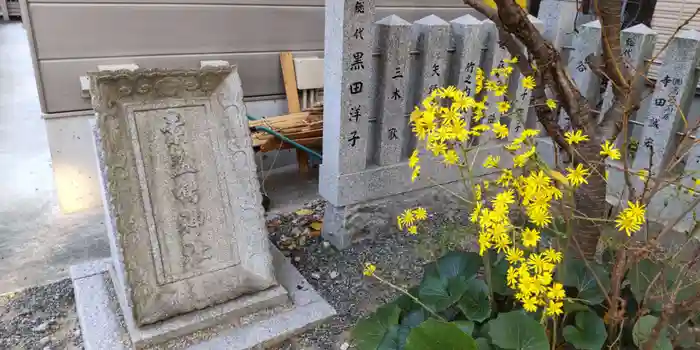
[489,254,513,296]
[559,258,610,305]
[405,318,478,350]
[562,311,607,350]
[562,300,590,314]
[352,304,401,350]
[458,279,492,322]
[378,325,402,350]
[475,337,492,350]
[453,320,476,335]
[438,251,483,281]
[632,315,672,350]
[487,311,549,350]
[627,260,694,312]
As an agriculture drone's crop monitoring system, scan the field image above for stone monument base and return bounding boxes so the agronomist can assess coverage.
[70,247,335,350]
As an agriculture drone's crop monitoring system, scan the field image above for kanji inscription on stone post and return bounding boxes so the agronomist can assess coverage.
[632,29,700,176]
[375,15,412,165]
[322,0,375,175]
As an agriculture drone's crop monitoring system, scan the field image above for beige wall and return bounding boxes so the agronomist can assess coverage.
[23,0,477,114]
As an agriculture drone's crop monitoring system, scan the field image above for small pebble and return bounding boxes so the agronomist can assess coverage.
[39,336,51,346]
[340,342,350,350]
[294,256,301,262]
[311,273,321,280]
[322,241,331,248]
[32,322,50,332]
[329,271,339,279]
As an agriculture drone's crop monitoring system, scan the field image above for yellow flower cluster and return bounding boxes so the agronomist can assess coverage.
[614,201,646,236]
[471,159,566,315]
[394,58,648,316]
[363,262,376,276]
[397,207,428,235]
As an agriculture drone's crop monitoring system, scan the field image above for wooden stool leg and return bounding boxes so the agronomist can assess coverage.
[296,150,310,175]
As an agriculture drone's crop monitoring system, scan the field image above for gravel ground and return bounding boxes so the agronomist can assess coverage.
[0,200,472,349]
[0,279,82,350]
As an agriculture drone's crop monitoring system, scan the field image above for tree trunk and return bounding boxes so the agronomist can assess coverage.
[571,142,607,259]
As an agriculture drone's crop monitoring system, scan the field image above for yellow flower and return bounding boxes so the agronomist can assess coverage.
[504,56,519,64]
[522,228,541,247]
[485,80,498,91]
[528,253,549,274]
[407,225,418,235]
[507,266,519,288]
[600,140,621,160]
[497,101,511,114]
[546,99,557,110]
[615,212,641,236]
[506,246,524,264]
[615,201,646,236]
[472,124,490,132]
[543,248,563,263]
[547,283,566,300]
[363,263,376,276]
[442,149,460,165]
[522,129,540,138]
[478,232,493,256]
[528,206,552,227]
[626,201,646,224]
[523,297,538,312]
[637,169,649,181]
[470,202,482,223]
[565,164,590,187]
[505,142,522,151]
[413,207,428,220]
[411,165,420,182]
[564,129,589,145]
[494,85,508,96]
[409,149,420,168]
[492,190,515,209]
[492,122,509,139]
[483,155,501,169]
[522,76,536,90]
[494,235,511,253]
[428,141,447,156]
[400,209,415,227]
[474,184,482,201]
[546,300,563,317]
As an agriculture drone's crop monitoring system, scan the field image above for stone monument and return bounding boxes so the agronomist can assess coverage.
[70,62,334,349]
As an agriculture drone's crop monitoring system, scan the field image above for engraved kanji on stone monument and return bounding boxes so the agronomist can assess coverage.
[321,0,375,175]
[413,15,450,101]
[559,20,601,130]
[89,66,280,326]
[450,14,485,101]
[481,19,511,143]
[600,24,657,125]
[509,15,544,140]
[375,15,412,165]
[632,30,700,176]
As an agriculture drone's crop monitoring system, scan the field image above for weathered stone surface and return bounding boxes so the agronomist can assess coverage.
[413,15,450,101]
[632,29,700,176]
[509,16,543,139]
[89,65,279,326]
[322,181,467,249]
[449,14,485,98]
[70,247,336,349]
[537,0,578,50]
[559,20,601,130]
[321,0,376,177]
[374,15,412,165]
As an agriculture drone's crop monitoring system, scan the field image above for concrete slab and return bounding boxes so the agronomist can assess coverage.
[71,246,335,350]
[0,22,110,294]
